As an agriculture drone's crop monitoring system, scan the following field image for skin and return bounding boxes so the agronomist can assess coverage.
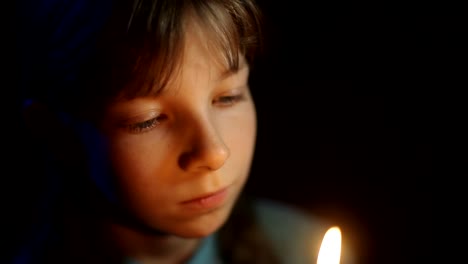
[87,21,258,263]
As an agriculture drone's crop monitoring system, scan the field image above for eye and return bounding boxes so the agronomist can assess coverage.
[126,114,167,134]
[213,94,245,107]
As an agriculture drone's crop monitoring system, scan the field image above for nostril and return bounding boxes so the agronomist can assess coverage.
[178,152,191,170]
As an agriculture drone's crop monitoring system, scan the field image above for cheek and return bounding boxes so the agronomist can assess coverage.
[105,133,173,197]
[222,103,257,165]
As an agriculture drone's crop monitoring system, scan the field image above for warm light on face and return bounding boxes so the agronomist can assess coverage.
[317,226,342,264]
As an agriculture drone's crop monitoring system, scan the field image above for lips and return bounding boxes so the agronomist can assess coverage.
[181,187,229,211]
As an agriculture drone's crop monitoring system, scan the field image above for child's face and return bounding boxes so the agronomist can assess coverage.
[95,28,257,238]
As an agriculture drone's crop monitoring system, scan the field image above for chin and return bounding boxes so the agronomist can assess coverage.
[174,206,232,238]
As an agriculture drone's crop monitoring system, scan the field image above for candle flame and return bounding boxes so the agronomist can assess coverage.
[317,226,342,264]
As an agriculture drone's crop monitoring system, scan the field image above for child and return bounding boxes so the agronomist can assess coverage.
[11,0,355,263]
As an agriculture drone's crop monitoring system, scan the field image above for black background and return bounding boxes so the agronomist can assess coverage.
[3,1,435,263]
[245,1,435,263]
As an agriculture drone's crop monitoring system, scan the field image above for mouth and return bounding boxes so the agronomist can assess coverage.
[181,186,230,211]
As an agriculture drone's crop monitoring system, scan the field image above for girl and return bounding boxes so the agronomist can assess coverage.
[11,0,354,263]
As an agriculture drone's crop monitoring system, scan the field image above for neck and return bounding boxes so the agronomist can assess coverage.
[103,220,201,264]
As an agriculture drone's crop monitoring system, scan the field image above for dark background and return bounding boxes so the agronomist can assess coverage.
[3,1,435,263]
[244,1,435,263]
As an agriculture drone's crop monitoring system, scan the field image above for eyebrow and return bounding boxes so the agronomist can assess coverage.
[218,61,249,82]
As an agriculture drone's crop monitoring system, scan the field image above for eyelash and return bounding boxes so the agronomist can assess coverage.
[125,94,245,133]
[126,115,167,134]
[213,94,245,106]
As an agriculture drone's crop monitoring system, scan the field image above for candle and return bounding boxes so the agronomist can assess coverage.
[317,226,342,264]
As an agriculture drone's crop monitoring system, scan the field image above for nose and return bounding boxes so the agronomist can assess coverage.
[178,117,230,172]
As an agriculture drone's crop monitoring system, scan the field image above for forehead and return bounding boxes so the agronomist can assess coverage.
[184,24,246,73]
[152,22,248,96]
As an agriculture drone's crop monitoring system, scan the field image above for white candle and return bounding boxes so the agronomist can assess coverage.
[317,226,342,264]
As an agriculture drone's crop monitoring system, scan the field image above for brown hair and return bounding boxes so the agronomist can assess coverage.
[73,0,263,120]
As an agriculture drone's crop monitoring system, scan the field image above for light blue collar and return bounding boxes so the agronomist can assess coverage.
[187,234,221,264]
[124,233,221,264]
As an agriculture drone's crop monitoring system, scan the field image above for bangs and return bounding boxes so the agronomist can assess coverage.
[87,0,262,107]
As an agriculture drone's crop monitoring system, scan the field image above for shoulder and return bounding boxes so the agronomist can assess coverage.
[251,197,328,264]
